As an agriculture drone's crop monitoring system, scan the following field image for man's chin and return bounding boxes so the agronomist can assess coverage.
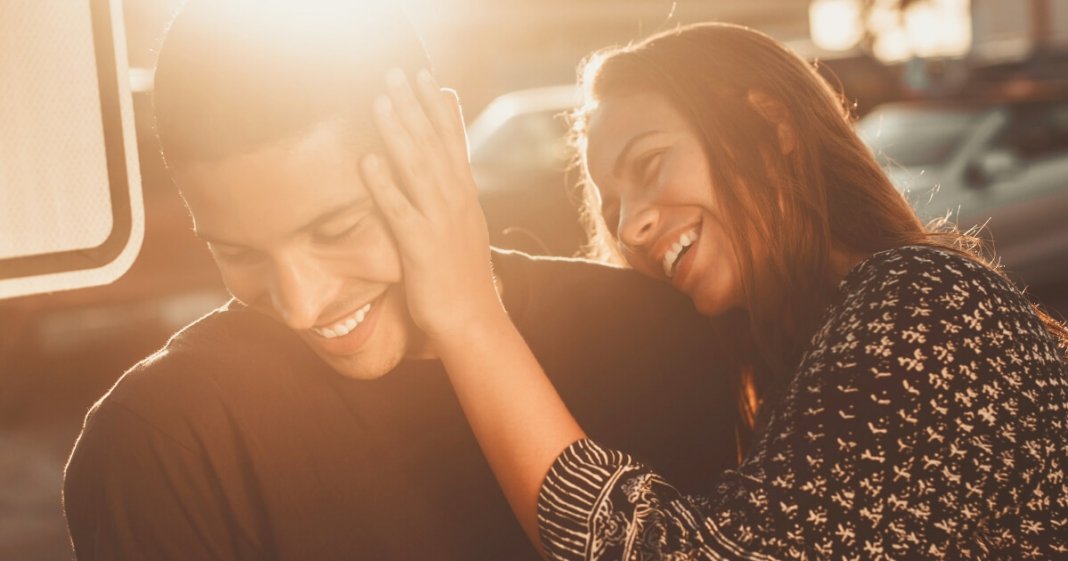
[269,285,427,380]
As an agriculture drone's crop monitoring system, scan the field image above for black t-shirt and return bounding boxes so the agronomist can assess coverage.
[64,250,744,561]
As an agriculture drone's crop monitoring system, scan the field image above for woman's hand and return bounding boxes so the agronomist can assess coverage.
[362,68,506,343]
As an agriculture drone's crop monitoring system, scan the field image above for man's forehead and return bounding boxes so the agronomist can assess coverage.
[281,115,380,162]
[191,194,374,249]
[180,119,378,247]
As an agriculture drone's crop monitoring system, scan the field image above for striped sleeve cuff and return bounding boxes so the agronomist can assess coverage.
[536,439,646,560]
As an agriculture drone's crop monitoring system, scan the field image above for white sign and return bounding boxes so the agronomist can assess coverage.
[0,0,143,299]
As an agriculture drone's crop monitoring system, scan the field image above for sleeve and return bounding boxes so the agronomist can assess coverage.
[63,401,260,561]
[537,249,1061,560]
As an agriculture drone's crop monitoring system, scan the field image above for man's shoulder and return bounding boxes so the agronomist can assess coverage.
[494,248,650,284]
[493,249,743,369]
[110,303,251,387]
[93,301,314,429]
[493,249,696,315]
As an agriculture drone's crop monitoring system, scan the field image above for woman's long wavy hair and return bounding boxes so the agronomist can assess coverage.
[571,22,1068,444]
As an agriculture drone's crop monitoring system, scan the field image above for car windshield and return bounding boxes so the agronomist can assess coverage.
[857,105,989,168]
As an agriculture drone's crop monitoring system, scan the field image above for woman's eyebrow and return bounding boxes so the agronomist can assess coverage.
[612,130,661,179]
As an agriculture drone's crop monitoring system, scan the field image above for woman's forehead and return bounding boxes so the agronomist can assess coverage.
[584,93,682,179]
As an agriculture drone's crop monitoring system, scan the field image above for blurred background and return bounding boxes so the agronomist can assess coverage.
[2,0,1067,558]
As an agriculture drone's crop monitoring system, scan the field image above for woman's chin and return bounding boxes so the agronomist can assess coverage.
[688,284,740,318]
[692,297,726,317]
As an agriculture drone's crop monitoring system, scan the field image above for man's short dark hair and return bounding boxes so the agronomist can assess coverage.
[153,0,431,170]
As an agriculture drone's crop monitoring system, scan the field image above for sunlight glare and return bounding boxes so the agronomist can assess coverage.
[809,0,864,51]
[209,0,414,55]
[873,24,911,62]
[906,0,971,58]
[870,0,971,62]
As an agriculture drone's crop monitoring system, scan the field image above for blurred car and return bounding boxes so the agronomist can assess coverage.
[857,97,1068,288]
[467,85,587,257]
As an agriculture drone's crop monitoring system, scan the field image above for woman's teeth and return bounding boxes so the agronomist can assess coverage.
[662,228,699,278]
[312,302,373,339]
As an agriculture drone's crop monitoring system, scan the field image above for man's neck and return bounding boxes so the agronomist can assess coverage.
[405,337,439,360]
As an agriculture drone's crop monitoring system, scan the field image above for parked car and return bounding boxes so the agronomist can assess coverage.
[468,85,587,257]
[857,97,1068,288]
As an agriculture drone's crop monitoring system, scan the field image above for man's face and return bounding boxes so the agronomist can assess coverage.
[177,121,423,379]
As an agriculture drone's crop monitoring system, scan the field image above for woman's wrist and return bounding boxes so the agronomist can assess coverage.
[429,299,514,355]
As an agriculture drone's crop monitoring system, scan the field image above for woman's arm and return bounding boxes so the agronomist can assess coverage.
[435,310,586,547]
[360,67,584,548]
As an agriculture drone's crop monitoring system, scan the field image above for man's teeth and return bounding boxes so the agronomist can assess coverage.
[662,229,699,278]
[313,302,373,339]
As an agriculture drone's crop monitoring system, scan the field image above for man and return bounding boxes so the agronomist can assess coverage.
[63,2,745,559]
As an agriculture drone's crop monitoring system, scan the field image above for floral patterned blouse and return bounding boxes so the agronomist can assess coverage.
[538,246,1068,560]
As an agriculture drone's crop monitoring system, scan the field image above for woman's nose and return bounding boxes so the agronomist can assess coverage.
[618,205,660,249]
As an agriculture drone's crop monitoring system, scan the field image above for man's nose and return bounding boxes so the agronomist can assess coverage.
[268,255,337,331]
[618,204,660,250]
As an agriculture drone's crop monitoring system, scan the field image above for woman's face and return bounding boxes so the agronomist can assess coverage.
[584,92,745,316]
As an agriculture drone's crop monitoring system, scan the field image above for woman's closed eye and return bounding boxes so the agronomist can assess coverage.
[635,150,663,187]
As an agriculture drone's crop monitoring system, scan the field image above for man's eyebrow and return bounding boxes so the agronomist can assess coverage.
[612,130,661,179]
[194,196,373,248]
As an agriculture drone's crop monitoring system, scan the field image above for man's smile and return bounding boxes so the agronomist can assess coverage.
[311,300,375,339]
[302,291,391,357]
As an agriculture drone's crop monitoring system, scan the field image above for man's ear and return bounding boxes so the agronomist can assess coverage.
[746,90,796,155]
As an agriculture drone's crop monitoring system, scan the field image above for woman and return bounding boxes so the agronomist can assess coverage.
[360,23,1068,559]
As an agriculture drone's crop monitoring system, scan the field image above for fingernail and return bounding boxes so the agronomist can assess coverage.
[386,68,405,89]
[416,68,432,86]
[364,154,380,172]
[374,96,391,115]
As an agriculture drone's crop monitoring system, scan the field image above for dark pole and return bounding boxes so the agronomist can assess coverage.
[1032,0,1050,52]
